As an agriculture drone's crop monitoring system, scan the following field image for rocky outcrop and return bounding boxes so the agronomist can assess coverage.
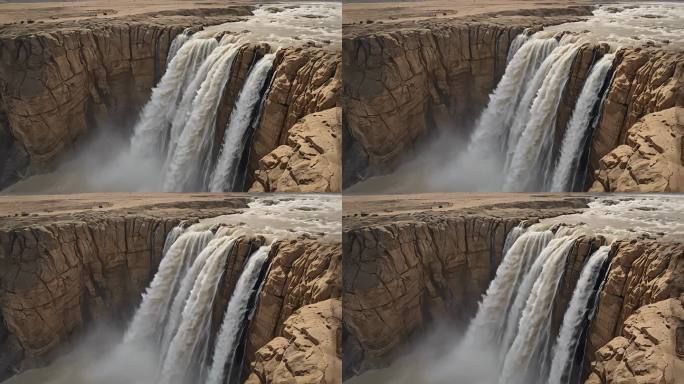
[250,107,341,193]
[587,240,684,367]
[0,7,252,188]
[342,195,589,377]
[245,299,341,384]
[0,195,342,384]
[244,238,342,384]
[590,107,684,192]
[342,9,593,186]
[586,297,684,384]
[249,47,341,187]
[0,196,248,380]
[590,48,684,187]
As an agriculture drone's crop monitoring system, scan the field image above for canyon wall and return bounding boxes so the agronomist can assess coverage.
[343,196,684,384]
[0,197,342,384]
[0,8,252,188]
[341,7,593,186]
[590,48,684,190]
[248,47,341,192]
[586,240,684,384]
[342,197,588,377]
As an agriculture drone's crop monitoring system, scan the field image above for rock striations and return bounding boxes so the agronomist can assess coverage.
[0,195,341,383]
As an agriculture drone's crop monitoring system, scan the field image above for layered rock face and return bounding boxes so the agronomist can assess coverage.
[0,7,252,188]
[0,9,342,193]
[250,107,341,193]
[245,239,342,384]
[590,107,684,192]
[0,195,342,384]
[249,47,341,192]
[342,195,589,376]
[586,240,684,384]
[590,48,684,185]
[341,7,593,186]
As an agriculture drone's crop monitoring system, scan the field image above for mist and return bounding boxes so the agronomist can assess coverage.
[4,126,163,193]
[345,322,503,384]
[4,322,162,384]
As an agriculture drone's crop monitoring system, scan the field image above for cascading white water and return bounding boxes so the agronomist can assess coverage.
[205,245,271,384]
[157,235,236,384]
[461,229,553,348]
[124,230,214,344]
[129,37,219,159]
[466,36,559,159]
[208,54,276,192]
[550,54,614,192]
[547,245,611,384]
[503,41,581,192]
[161,43,241,192]
[498,234,578,384]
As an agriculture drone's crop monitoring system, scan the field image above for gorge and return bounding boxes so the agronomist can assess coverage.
[0,194,342,383]
[343,2,684,193]
[0,2,342,193]
[343,193,684,384]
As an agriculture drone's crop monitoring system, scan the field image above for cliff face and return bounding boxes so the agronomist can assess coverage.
[342,195,589,377]
[342,195,684,384]
[0,8,252,188]
[590,107,683,192]
[0,195,341,384]
[590,48,684,184]
[341,8,593,186]
[586,240,684,384]
[248,47,341,192]
[245,240,342,384]
[0,9,342,193]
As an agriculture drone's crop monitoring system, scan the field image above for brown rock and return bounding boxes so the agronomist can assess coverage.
[585,298,684,384]
[249,47,341,184]
[245,299,341,384]
[590,107,683,192]
[250,107,341,192]
[590,48,684,180]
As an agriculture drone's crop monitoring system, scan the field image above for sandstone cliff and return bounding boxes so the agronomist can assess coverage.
[342,194,589,376]
[250,107,341,193]
[0,195,342,384]
[586,240,684,384]
[248,47,341,192]
[590,48,684,186]
[590,107,684,192]
[0,7,252,188]
[342,8,593,186]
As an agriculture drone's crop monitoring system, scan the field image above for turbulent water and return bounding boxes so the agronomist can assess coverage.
[5,195,341,384]
[4,2,341,194]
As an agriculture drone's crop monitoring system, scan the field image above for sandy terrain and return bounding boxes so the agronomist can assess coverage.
[0,193,254,228]
[343,0,594,24]
[343,192,594,226]
[0,0,261,24]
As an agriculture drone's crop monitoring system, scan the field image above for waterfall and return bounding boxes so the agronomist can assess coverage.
[503,41,581,192]
[157,235,237,384]
[129,37,218,158]
[466,36,559,159]
[461,229,553,348]
[550,54,615,192]
[506,33,530,63]
[498,234,578,383]
[124,230,214,344]
[206,245,271,384]
[547,245,611,384]
[208,54,276,192]
[161,43,240,192]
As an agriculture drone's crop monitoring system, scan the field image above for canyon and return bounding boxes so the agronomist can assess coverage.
[342,193,684,384]
[0,3,341,193]
[343,3,684,193]
[0,194,342,384]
